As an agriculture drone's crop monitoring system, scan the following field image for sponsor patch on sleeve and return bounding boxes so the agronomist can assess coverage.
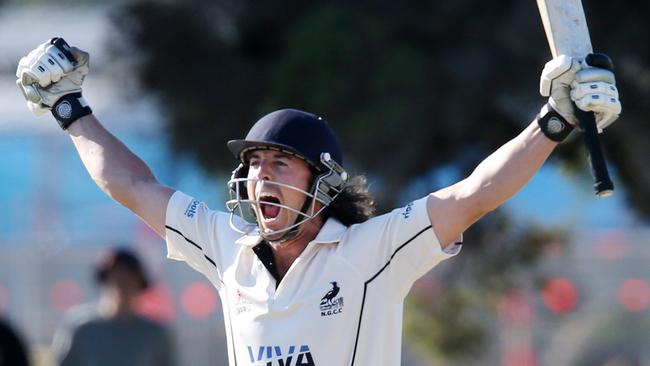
[401,201,414,219]
[184,199,200,218]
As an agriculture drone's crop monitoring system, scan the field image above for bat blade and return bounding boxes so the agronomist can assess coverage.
[536,0,593,58]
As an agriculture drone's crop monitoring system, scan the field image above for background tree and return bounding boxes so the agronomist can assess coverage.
[108,0,649,363]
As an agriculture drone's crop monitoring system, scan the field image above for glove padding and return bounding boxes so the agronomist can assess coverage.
[16,38,90,116]
[540,54,621,133]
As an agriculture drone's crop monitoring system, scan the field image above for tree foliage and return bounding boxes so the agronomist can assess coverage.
[109,0,650,363]
[110,0,650,217]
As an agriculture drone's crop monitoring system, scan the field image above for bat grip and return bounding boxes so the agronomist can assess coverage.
[575,107,614,197]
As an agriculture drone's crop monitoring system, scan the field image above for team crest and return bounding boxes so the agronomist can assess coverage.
[320,281,344,316]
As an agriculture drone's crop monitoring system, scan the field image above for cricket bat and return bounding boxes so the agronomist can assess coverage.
[537,0,614,197]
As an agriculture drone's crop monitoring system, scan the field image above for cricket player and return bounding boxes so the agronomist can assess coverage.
[16,38,620,365]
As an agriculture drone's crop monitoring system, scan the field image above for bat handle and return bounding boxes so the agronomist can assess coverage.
[575,107,614,197]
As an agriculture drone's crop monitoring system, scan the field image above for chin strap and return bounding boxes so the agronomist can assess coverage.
[265,229,300,245]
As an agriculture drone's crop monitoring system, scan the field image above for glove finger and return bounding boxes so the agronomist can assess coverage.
[595,113,618,133]
[574,92,621,115]
[27,45,45,61]
[16,44,47,78]
[575,68,616,84]
[26,100,49,116]
[16,47,42,85]
[540,55,574,96]
[24,60,54,87]
[16,55,32,78]
[70,47,90,68]
[571,81,619,101]
[45,44,74,73]
[35,49,66,84]
[15,79,42,104]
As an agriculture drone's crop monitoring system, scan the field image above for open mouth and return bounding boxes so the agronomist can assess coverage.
[259,194,281,220]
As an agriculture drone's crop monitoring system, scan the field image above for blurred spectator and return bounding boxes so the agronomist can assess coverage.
[51,248,176,366]
[0,317,29,366]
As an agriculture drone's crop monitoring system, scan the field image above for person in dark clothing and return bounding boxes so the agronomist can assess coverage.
[0,317,29,366]
[51,248,176,366]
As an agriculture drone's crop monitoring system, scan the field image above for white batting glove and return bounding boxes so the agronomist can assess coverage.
[16,38,92,129]
[540,54,621,133]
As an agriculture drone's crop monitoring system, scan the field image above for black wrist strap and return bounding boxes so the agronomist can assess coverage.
[51,92,92,130]
[536,103,574,142]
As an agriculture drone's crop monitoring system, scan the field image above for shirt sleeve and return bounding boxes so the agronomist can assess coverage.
[164,191,223,287]
[345,196,461,300]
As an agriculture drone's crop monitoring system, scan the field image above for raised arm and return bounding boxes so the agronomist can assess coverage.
[16,38,174,237]
[428,122,555,248]
[428,54,621,248]
[67,114,174,237]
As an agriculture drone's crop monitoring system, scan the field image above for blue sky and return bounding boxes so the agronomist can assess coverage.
[0,131,224,244]
[505,164,633,229]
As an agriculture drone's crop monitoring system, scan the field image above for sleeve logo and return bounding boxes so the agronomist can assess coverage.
[401,201,414,219]
[184,199,200,218]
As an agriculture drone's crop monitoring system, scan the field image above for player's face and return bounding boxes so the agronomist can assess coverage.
[246,150,313,239]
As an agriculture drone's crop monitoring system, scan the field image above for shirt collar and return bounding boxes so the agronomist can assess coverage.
[234,233,264,247]
[310,217,347,244]
[234,217,347,247]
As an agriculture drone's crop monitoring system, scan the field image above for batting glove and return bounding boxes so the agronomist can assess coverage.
[537,53,621,141]
[16,38,92,129]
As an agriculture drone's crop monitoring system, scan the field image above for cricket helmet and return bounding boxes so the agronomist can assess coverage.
[226,109,348,242]
[227,109,343,170]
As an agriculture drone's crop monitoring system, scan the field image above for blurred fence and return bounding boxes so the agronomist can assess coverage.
[532,228,650,365]
[408,227,650,366]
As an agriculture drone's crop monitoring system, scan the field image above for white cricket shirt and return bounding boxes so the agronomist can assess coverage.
[165,191,460,366]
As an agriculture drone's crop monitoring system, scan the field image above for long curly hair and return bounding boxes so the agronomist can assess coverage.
[322,175,375,226]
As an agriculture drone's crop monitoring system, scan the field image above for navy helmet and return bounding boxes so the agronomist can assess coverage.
[227,109,343,171]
